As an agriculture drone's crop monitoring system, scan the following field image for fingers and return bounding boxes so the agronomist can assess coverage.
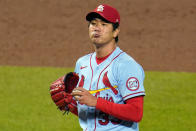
[71,87,86,96]
[73,87,86,92]
[71,87,97,106]
[71,87,85,101]
[75,93,98,107]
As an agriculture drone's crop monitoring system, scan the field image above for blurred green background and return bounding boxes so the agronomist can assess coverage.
[1,66,195,131]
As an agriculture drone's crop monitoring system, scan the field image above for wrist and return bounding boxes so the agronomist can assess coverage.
[92,96,98,107]
[95,97,105,109]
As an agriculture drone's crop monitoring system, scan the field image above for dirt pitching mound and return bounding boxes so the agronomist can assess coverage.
[0,0,195,72]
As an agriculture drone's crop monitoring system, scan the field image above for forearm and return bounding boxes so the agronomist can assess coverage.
[96,96,144,122]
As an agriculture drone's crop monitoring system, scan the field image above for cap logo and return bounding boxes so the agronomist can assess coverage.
[97,5,104,12]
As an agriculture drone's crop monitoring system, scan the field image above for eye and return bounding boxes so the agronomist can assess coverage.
[102,23,107,26]
[90,21,96,26]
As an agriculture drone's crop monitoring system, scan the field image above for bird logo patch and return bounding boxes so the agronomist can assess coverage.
[97,5,104,12]
[126,77,139,91]
[102,71,118,95]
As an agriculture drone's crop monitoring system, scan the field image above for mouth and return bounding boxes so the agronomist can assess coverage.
[92,33,101,38]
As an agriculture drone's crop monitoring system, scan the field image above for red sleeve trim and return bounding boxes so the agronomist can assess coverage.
[96,96,144,122]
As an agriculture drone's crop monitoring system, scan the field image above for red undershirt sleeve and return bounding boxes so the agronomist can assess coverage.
[96,96,144,122]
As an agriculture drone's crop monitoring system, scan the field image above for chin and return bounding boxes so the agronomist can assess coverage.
[91,38,101,44]
[93,43,107,48]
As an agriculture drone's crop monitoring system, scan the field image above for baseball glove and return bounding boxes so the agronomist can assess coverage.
[50,72,79,114]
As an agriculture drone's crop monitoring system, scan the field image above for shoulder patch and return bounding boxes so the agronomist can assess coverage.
[126,77,139,91]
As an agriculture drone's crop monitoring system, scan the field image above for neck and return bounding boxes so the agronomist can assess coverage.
[94,41,117,58]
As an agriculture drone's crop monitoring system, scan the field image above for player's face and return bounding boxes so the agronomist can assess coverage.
[88,18,119,46]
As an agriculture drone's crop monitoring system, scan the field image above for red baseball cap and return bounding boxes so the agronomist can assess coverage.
[86,4,120,24]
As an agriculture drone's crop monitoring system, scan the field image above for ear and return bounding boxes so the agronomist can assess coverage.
[113,28,120,38]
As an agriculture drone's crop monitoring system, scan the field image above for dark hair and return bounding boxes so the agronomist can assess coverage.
[88,14,120,43]
[112,23,119,43]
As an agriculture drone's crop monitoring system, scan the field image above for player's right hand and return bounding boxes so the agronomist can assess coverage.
[71,87,97,107]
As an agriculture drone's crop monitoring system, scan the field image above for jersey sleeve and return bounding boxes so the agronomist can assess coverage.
[74,59,81,74]
[116,59,145,101]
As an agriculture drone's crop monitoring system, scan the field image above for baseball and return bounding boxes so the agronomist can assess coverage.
[72,89,82,99]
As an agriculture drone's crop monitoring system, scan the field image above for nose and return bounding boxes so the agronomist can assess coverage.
[93,24,101,32]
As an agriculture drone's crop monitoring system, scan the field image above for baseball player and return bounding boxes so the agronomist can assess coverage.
[72,4,145,131]
[50,4,145,131]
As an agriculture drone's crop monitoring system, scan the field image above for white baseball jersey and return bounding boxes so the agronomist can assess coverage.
[74,47,145,131]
